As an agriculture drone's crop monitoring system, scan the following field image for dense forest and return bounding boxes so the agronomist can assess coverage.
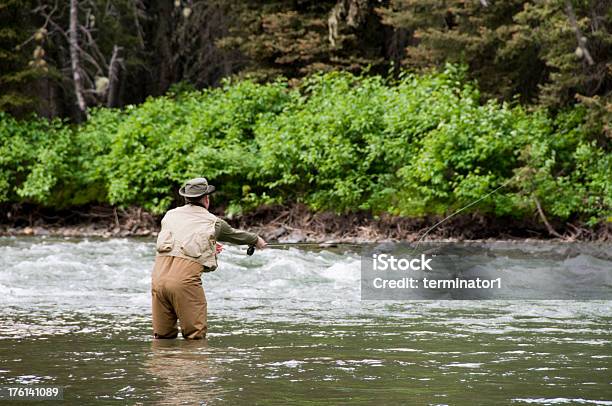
[2,1,610,121]
[0,0,611,238]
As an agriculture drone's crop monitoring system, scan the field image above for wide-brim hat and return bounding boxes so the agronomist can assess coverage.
[179,177,216,197]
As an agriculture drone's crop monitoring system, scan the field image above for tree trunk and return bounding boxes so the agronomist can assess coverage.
[107,45,122,108]
[565,0,594,66]
[534,196,564,238]
[69,0,87,118]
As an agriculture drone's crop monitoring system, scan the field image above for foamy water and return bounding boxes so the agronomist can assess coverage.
[0,237,610,404]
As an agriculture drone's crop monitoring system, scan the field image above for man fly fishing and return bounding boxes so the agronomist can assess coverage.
[151,177,267,339]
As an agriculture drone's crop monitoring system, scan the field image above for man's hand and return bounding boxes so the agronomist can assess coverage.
[255,236,267,249]
[215,243,223,254]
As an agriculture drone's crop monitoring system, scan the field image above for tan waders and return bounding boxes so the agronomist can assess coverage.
[152,255,208,339]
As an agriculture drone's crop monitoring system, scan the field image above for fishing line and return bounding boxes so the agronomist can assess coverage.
[246,176,515,255]
[415,176,514,248]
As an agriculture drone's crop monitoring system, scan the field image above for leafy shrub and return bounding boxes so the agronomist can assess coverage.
[0,66,609,227]
[65,107,124,206]
[255,71,390,212]
[105,79,290,214]
[0,112,73,206]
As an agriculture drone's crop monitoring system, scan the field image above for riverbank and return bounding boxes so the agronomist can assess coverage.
[1,203,609,242]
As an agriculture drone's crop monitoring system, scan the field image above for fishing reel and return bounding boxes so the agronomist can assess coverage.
[247,245,255,256]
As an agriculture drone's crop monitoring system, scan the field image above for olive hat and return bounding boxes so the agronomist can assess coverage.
[178,177,216,197]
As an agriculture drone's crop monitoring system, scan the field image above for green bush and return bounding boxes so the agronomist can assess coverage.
[105,79,291,214]
[0,65,609,227]
[255,71,391,212]
[0,112,73,206]
[66,107,124,206]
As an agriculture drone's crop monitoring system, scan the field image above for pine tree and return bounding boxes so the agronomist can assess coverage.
[513,1,611,109]
[378,0,611,113]
[217,0,392,81]
[378,0,544,102]
[0,0,45,115]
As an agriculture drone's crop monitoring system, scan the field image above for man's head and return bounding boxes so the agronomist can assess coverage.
[178,177,215,208]
[185,194,210,208]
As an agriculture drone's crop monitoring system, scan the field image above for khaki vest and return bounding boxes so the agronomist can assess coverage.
[155,204,218,272]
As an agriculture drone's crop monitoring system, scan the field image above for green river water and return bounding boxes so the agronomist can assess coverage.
[0,237,610,405]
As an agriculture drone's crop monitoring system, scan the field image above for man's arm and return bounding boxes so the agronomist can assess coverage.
[214,219,259,246]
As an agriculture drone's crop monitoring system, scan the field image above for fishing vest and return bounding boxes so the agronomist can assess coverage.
[155,204,218,272]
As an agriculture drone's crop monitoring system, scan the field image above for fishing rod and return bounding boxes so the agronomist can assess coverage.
[246,242,361,256]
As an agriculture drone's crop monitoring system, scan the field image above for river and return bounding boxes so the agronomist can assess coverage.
[0,237,610,404]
